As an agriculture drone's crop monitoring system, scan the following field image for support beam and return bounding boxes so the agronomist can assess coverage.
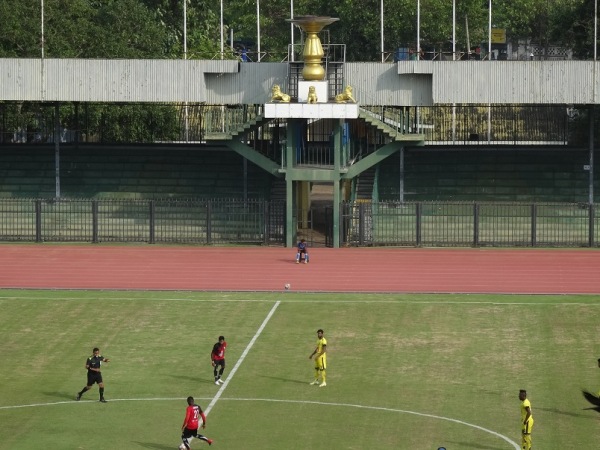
[223,140,281,176]
[343,141,403,179]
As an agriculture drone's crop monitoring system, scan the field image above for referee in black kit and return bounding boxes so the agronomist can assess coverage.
[76,347,110,402]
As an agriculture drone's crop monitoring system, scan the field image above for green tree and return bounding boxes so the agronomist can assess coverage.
[0,1,44,57]
[550,0,596,59]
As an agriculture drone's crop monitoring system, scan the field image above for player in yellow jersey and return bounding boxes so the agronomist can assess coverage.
[309,329,327,387]
[519,389,534,450]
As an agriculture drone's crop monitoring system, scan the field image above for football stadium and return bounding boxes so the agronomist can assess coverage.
[1,2,600,449]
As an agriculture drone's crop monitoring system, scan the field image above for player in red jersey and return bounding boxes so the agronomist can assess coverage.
[211,336,227,385]
[180,396,212,448]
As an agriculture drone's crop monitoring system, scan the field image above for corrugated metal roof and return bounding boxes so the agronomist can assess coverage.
[398,60,598,104]
[1,58,598,105]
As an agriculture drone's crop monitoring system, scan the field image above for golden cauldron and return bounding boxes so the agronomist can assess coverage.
[288,15,339,81]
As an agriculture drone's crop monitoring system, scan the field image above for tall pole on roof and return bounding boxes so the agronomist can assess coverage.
[380,0,384,62]
[183,0,187,59]
[257,0,261,61]
[41,0,45,58]
[291,0,295,62]
[220,0,224,59]
[452,0,456,60]
[416,0,420,57]
[183,0,189,141]
[488,0,492,59]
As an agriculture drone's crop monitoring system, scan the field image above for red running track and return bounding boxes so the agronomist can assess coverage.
[0,245,599,294]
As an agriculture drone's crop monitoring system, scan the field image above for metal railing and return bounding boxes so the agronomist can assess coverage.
[342,201,598,248]
[1,103,572,146]
[1,198,598,248]
[0,198,285,245]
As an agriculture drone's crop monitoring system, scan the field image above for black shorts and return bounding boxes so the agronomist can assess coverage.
[87,371,103,386]
[213,359,225,369]
[182,427,199,439]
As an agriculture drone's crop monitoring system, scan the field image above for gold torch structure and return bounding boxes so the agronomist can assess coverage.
[266,14,358,114]
[289,15,339,82]
[287,15,339,103]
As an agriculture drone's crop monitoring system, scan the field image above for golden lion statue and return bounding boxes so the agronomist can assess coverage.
[307,85,318,104]
[271,84,290,103]
[335,85,357,103]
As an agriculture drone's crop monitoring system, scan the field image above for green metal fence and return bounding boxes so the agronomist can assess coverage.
[341,201,598,247]
[0,198,598,247]
[0,199,285,245]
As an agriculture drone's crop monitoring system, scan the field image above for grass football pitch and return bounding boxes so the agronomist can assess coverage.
[0,290,599,450]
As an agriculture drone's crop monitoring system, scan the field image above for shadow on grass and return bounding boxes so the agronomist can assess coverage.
[445,442,505,450]
[536,405,600,419]
[169,375,214,384]
[133,442,172,449]
[43,391,81,401]
[261,375,312,385]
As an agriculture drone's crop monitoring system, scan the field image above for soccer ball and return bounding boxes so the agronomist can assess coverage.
[284,283,291,290]
[179,444,186,450]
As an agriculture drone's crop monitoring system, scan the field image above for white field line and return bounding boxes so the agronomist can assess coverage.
[203,300,281,416]
[0,396,519,449]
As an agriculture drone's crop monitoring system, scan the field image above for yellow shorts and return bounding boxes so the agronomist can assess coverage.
[314,355,326,370]
[522,418,534,435]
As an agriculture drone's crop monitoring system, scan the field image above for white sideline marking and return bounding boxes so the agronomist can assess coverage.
[0,396,519,449]
[204,300,281,416]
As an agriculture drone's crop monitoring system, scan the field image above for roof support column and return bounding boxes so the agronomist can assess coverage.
[285,119,297,247]
[54,102,61,199]
[332,119,342,248]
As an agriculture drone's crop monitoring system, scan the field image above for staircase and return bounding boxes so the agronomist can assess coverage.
[269,178,286,202]
[355,166,375,200]
[358,108,425,143]
[204,114,270,140]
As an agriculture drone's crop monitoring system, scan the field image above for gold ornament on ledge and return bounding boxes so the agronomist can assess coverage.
[335,86,356,103]
[287,15,339,81]
[271,84,291,103]
[307,86,318,103]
